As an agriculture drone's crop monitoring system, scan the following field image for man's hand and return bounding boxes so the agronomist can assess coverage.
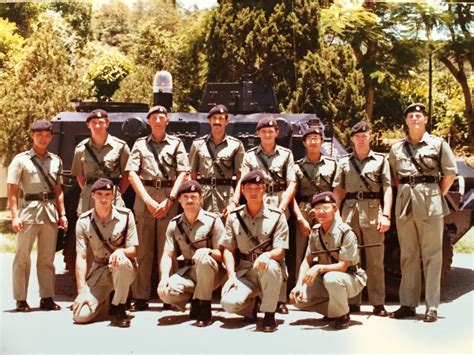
[289,285,305,305]
[11,217,23,233]
[297,217,311,237]
[377,215,390,233]
[72,290,92,316]
[303,265,324,286]
[154,198,173,219]
[253,252,271,271]
[59,215,68,231]
[109,249,127,267]
[145,198,160,216]
[192,248,212,264]
[221,274,239,295]
[157,278,170,301]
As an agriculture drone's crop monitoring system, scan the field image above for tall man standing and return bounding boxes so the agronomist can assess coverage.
[189,104,245,217]
[158,180,228,327]
[7,120,67,312]
[389,103,457,322]
[221,171,289,332]
[126,105,189,311]
[333,121,392,316]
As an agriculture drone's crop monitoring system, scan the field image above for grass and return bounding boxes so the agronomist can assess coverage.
[454,227,474,253]
[0,210,37,253]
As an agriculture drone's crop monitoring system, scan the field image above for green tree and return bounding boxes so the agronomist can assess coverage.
[0,18,24,70]
[48,1,93,45]
[0,2,44,36]
[0,14,92,164]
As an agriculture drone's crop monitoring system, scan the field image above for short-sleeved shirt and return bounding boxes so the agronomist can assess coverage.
[333,151,391,227]
[125,134,190,216]
[76,206,138,259]
[388,132,458,220]
[165,209,228,260]
[189,134,245,212]
[7,149,63,224]
[225,204,289,272]
[306,215,359,266]
[295,155,337,217]
[241,145,296,208]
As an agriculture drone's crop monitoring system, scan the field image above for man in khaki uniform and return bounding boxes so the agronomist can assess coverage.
[71,109,130,215]
[221,170,289,332]
[290,192,367,330]
[333,121,392,316]
[231,116,296,314]
[292,126,337,278]
[126,105,189,311]
[389,103,457,322]
[7,120,67,312]
[189,104,245,217]
[73,179,138,327]
[158,180,228,327]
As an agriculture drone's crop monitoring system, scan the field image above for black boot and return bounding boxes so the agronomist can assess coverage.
[130,299,149,312]
[262,312,277,332]
[195,300,212,327]
[189,299,200,320]
[114,304,131,328]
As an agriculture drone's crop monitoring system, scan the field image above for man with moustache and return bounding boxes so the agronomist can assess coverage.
[189,104,245,217]
[126,105,189,311]
[389,103,457,322]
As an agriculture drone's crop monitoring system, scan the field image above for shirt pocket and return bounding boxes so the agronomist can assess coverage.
[424,185,444,217]
[110,232,124,247]
[341,199,357,223]
[24,165,42,184]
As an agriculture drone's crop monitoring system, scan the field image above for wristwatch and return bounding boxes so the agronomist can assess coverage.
[168,195,176,203]
[382,214,390,220]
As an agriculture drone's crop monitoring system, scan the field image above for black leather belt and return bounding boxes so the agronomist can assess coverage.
[346,192,381,200]
[179,259,194,267]
[267,183,286,194]
[241,253,259,263]
[197,178,234,187]
[24,192,55,201]
[142,179,175,188]
[94,257,109,265]
[85,177,121,185]
[399,175,439,185]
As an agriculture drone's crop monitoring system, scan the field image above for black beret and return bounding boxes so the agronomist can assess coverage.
[404,103,427,117]
[91,178,114,192]
[177,180,202,197]
[86,109,108,122]
[147,105,168,119]
[302,126,323,140]
[30,120,52,132]
[311,191,336,207]
[256,116,278,131]
[207,104,228,119]
[241,170,266,185]
[350,121,370,136]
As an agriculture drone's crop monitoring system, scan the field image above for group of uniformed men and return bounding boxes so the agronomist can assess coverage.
[7,102,458,332]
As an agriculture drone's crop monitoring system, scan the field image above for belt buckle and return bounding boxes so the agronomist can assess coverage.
[409,175,416,185]
[268,184,274,194]
[356,191,364,200]
[250,253,257,263]
[154,179,162,189]
[210,177,217,188]
[42,191,49,201]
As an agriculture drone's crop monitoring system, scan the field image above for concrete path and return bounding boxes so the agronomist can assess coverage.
[1,252,473,354]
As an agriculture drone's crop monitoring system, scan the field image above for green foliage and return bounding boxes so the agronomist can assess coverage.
[112,65,155,105]
[47,1,93,45]
[0,18,24,70]
[0,2,44,36]
[0,13,92,164]
[88,53,132,101]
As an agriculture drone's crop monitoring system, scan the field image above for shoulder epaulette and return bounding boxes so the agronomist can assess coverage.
[111,135,127,145]
[277,145,292,153]
[195,135,207,142]
[171,213,182,222]
[76,138,89,147]
[247,146,258,153]
[203,210,218,219]
[227,135,242,143]
[337,222,352,234]
[78,209,93,219]
[323,155,336,162]
[296,158,304,164]
[135,136,147,142]
[267,205,283,215]
[115,206,131,214]
[230,205,246,213]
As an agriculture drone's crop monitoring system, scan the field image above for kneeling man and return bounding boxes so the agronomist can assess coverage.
[73,178,138,327]
[290,191,367,330]
[158,180,227,327]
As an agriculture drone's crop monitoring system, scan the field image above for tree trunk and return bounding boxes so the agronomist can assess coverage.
[365,83,375,122]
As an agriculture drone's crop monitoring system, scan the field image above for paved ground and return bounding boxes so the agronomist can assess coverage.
[0,252,473,354]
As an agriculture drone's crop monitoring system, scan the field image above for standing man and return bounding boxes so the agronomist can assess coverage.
[158,180,228,327]
[126,105,189,311]
[7,120,67,312]
[71,109,130,215]
[221,171,289,332]
[231,116,296,314]
[292,126,337,278]
[72,179,138,327]
[290,192,367,330]
[389,103,457,322]
[333,121,392,316]
[189,104,245,217]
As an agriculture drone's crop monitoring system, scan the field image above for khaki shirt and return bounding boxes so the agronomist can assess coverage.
[189,134,245,212]
[7,149,63,224]
[225,204,289,273]
[388,132,458,220]
[333,151,391,228]
[295,155,337,217]
[125,134,190,216]
[165,209,228,260]
[241,145,296,207]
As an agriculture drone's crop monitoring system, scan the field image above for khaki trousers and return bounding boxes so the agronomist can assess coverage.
[13,222,57,301]
[73,259,136,324]
[293,271,364,318]
[160,256,224,309]
[396,216,443,311]
[221,260,283,317]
